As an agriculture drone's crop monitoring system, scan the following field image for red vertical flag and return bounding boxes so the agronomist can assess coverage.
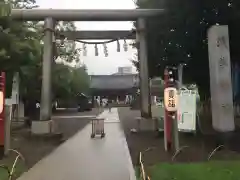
[0,72,5,147]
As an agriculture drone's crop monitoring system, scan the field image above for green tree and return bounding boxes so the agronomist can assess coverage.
[70,65,90,95]
[52,63,90,100]
[55,21,81,63]
[0,0,86,96]
[0,0,42,97]
[135,0,240,99]
[0,0,90,123]
[1,0,88,103]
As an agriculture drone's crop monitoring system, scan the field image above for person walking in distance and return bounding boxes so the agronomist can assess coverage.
[108,99,112,112]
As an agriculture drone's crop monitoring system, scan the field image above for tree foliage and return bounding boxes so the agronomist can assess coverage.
[0,0,89,103]
[55,21,81,63]
[136,0,240,99]
[0,0,42,97]
[52,64,90,101]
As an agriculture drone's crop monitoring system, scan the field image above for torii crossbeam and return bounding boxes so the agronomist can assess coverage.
[56,31,136,40]
[11,9,164,21]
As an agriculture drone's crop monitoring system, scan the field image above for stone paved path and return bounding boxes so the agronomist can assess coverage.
[17,108,136,180]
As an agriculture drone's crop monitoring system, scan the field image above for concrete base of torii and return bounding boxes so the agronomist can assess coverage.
[31,120,59,135]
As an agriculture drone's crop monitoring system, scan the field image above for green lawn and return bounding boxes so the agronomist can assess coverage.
[0,158,26,180]
[148,161,240,180]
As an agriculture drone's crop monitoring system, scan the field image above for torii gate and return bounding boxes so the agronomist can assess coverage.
[11,9,164,133]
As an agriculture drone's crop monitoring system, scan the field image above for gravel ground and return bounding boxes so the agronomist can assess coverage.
[118,107,240,167]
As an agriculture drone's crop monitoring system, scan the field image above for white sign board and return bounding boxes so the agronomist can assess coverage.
[208,25,235,132]
[177,90,197,132]
[164,87,178,112]
[11,73,19,105]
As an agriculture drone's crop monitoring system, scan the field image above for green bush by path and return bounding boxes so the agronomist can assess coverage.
[150,161,240,180]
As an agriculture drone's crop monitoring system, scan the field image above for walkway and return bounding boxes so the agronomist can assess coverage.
[17,108,136,180]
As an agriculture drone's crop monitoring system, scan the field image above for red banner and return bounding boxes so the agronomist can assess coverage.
[0,72,5,147]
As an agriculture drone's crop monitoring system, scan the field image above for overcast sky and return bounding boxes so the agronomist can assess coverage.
[36,0,137,75]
